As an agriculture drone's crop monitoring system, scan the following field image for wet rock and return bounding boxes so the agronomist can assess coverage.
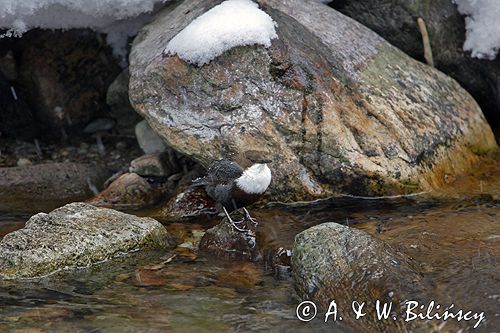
[13,29,120,136]
[150,186,216,222]
[106,68,141,135]
[83,118,116,134]
[135,120,168,154]
[0,202,174,279]
[129,152,180,177]
[129,0,497,201]
[87,172,174,211]
[0,162,108,214]
[292,222,453,332]
[199,217,257,261]
[330,0,500,133]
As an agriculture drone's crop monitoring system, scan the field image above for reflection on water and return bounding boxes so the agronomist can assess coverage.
[1,198,498,332]
[1,154,499,332]
[0,248,344,333]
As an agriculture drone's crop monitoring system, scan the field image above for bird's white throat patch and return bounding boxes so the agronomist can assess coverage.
[235,163,271,194]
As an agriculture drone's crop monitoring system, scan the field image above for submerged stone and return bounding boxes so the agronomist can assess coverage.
[0,202,174,279]
[292,222,457,332]
[199,216,257,261]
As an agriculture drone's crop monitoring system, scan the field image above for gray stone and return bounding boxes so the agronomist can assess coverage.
[129,152,180,177]
[0,202,174,279]
[83,117,116,134]
[106,68,141,135]
[135,120,167,154]
[292,222,455,332]
[0,162,109,214]
[129,0,497,201]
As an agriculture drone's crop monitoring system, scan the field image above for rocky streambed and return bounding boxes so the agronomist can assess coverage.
[1,0,499,332]
[0,188,499,332]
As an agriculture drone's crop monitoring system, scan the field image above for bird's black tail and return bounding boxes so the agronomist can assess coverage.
[188,176,208,189]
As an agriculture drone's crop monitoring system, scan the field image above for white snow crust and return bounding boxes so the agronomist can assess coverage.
[164,0,278,66]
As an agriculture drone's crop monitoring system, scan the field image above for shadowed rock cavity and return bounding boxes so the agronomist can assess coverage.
[129,0,497,201]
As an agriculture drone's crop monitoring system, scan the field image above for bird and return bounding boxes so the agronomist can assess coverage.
[192,150,272,231]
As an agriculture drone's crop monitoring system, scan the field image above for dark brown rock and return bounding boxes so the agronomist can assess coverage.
[10,29,120,136]
[0,72,38,140]
[0,162,108,214]
[199,217,257,261]
[87,172,174,211]
[150,186,217,222]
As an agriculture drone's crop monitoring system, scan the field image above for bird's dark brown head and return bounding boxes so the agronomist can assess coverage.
[236,150,272,168]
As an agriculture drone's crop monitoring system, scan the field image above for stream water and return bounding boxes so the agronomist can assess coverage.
[0,158,499,332]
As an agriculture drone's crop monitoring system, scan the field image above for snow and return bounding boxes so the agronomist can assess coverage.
[164,0,278,67]
[0,0,169,62]
[453,0,500,60]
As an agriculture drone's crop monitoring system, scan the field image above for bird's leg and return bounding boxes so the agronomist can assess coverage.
[222,206,246,232]
[243,207,258,226]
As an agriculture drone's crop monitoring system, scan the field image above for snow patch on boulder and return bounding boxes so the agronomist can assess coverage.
[164,0,278,66]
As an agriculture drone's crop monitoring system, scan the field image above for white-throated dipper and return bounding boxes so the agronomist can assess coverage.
[192,150,272,231]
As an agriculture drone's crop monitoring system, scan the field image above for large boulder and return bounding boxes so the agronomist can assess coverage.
[292,223,457,332]
[0,202,174,279]
[129,0,497,201]
[330,0,500,134]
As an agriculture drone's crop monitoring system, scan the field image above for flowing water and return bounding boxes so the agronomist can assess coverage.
[0,158,499,332]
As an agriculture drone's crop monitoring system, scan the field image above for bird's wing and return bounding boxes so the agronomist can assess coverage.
[192,159,243,186]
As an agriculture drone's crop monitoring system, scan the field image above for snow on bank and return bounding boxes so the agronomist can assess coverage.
[453,0,500,59]
[164,0,278,67]
[0,0,168,61]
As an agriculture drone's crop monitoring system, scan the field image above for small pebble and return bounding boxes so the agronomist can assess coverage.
[60,148,70,157]
[115,141,127,151]
[17,158,32,166]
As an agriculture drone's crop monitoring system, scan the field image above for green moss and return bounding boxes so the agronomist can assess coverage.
[469,144,494,156]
